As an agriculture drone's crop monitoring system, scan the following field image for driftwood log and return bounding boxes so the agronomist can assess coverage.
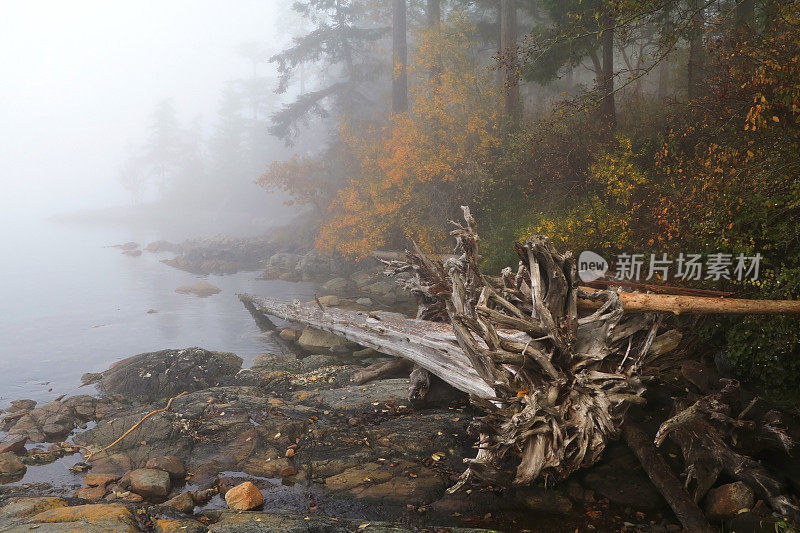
[241,206,800,530]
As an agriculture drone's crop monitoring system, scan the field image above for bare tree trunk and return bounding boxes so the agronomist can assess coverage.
[427,0,441,80]
[658,6,673,100]
[495,3,504,95]
[427,0,440,27]
[500,0,521,118]
[623,422,714,533]
[598,11,616,130]
[392,0,408,115]
[687,0,705,99]
[735,0,755,30]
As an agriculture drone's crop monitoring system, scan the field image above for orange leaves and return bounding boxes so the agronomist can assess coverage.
[319,13,502,258]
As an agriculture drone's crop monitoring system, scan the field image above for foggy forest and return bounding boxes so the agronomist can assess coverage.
[2,1,800,532]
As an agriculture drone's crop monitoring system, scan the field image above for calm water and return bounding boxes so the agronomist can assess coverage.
[0,216,315,409]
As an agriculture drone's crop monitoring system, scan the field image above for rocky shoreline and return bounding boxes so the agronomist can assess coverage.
[1,236,790,532]
[0,335,685,532]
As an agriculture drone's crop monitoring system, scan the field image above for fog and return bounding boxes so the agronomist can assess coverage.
[0,0,296,229]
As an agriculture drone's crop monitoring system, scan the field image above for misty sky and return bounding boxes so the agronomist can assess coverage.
[0,0,292,218]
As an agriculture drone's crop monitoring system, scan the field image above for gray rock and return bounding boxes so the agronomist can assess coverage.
[163,491,195,513]
[356,297,373,306]
[145,455,186,480]
[704,481,755,519]
[321,277,355,293]
[175,280,221,297]
[296,328,357,354]
[363,280,397,297]
[278,328,301,342]
[252,352,300,373]
[97,347,242,402]
[267,252,301,271]
[351,270,376,288]
[128,468,171,499]
[317,295,340,306]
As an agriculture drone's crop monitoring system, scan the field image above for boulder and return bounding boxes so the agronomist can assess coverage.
[175,280,221,298]
[122,250,142,257]
[224,481,263,511]
[6,400,76,441]
[704,481,755,519]
[0,452,26,477]
[97,347,242,402]
[296,328,357,354]
[145,455,187,481]
[83,473,120,487]
[0,435,27,455]
[279,328,301,342]
[321,277,355,293]
[74,486,108,500]
[316,295,340,307]
[128,468,171,499]
[351,270,376,288]
[164,491,195,514]
[356,297,373,307]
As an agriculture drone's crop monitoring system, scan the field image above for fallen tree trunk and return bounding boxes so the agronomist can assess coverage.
[238,293,498,399]
[578,288,800,315]
[623,422,714,533]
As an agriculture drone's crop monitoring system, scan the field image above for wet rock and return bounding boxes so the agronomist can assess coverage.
[83,472,120,486]
[175,280,221,297]
[0,435,27,454]
[155,517,208,533]
[164,491,196,513]
[225,481,264,511]
[516,487,573,515]
[74,485,108,500]
[0,451,27,477]
[129,468,171,499]
[6,400,76,442]
[322,277,355,293]
[145,455,187,480]
[0,497,68,520]
[97,347,242,402]
[324,460,445,504]
[278,328,301,342]
[9,399,37,412]
[581,451,663,510]
[726,510,775,533]
[204,510,490,533]
[704,481,755,519]
[316,294,340,306]
[24,503,140,532]
[296,327,357,354]
[252,352,300,372]
[312,379,409,411]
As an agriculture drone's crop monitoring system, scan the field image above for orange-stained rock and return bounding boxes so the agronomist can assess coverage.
[27,503,139,532]
[83,472,120,487]
[74,486,108,500]
[0,497,67,520]
[224,481,263,511]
